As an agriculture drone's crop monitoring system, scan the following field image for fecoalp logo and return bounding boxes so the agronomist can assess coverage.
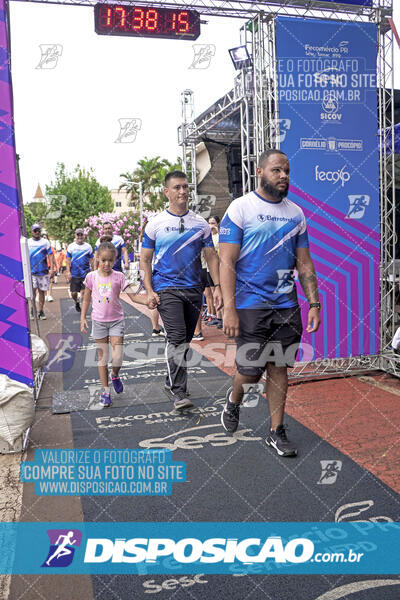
[315,165,350,187]
[83,536,314,564]
[42,529,82,567]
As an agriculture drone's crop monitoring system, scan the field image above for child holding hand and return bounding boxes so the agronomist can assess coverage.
[80,239,158,407]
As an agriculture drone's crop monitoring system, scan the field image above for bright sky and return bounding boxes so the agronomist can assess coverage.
[8,1,400,204]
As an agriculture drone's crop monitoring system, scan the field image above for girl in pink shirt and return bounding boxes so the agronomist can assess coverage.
[81,240,156,407]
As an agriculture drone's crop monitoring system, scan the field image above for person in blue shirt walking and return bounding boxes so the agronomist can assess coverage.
[66,228,94,312]
[94,222,129,273]
[140,170,222,411]
[28,223,56,320]
[219,149,321,457]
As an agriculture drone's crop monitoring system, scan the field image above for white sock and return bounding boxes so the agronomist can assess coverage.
[103,387,110,394]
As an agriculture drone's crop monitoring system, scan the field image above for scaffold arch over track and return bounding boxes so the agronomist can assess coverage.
[0,0,397,386]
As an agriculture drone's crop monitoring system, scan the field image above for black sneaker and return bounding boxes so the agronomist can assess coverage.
[38,310,47,320]
[75,302,81,312]
[265,424,297,457]
[152,327,166,337]
[221,388,240,433]
[192,332,204,341]
[173,391,194,410]
[164,382,190,397]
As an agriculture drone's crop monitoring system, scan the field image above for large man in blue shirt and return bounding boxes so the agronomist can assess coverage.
[140,171,222,410]
[219,149,321,457]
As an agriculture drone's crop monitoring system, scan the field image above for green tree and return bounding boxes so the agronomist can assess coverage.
[119,156,183,212]
[23,201,47,233]
[44,163,113,243]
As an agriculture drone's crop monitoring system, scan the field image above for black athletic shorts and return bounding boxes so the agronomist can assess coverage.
[200,268,208,290]
[70,276,85,293]
[206,272,214,288]
[235,306,303,374]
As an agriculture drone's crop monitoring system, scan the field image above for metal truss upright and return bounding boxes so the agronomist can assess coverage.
[179,89,197,203]
[378,15,398,375]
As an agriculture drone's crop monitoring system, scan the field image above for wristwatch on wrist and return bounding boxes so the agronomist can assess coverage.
[309,302,321,309]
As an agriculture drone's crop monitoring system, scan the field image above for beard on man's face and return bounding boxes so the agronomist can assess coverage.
[260,175,288,200]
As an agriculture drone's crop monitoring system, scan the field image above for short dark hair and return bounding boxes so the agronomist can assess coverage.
[102,221,113,227]
[164,170,187,187]
[209,215,220,224]
[258,149,287,168]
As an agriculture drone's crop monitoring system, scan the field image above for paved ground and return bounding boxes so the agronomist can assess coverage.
[2,280,400,600]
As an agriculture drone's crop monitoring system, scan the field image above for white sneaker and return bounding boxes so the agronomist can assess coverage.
[46,295,54,302]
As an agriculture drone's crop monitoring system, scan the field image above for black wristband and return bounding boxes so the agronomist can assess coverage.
[309,302,321,309]
[214,283,221,287]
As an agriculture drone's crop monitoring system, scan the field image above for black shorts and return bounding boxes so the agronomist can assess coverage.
[70,277,85,293]
[200,268,208,290]
[235,306,303,374]
[206,272,214,288]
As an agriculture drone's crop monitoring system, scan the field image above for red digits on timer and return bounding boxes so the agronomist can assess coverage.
[177,11,190,33]
[132,7,144,30]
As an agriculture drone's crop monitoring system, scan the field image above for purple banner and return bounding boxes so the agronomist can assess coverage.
[0,0,33,385]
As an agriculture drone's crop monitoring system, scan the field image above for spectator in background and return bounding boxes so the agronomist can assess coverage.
[28,223,56,320]
[42,231,56,302]
[94,221,129,273]
[66,228,94,313]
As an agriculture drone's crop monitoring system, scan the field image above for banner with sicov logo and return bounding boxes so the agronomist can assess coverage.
[276,17,379,359]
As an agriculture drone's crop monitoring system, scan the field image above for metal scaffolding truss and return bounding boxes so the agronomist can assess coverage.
[15,0,392,21]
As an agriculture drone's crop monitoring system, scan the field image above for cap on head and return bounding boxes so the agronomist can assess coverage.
[75,228,84,235]
[31,223,41,232]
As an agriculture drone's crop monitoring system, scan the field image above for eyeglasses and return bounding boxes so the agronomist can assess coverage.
[179,217,185,234]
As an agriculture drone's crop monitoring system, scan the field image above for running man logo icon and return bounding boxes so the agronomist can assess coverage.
[189,44,216,69]
[36,45,63,69]
[42,529,82,568]
[115,118,142,143]
[317,460,342,485]
[44,333,82,372]
[274,270,295,294]
[346,195,370,219]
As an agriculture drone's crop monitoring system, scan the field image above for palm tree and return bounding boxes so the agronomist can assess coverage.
[119,156,183,212]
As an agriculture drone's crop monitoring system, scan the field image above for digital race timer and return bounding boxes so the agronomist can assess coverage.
[94,4,201,40]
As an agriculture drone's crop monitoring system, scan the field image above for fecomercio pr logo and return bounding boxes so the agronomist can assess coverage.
[315,165,350,187]
[42,529,82,567]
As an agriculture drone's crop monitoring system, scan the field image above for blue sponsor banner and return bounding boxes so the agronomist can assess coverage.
[1,522,400,574]
[275,17,379,359]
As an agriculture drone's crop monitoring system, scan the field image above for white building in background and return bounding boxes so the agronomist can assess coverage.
[111,189,137,215]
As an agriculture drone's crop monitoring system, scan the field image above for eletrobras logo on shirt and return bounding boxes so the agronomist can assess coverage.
[257,214,295,223]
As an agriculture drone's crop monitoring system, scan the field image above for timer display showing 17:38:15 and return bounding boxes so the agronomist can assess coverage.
[94,4,201,40]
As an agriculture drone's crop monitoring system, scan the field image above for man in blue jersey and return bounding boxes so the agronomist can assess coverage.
[140,171,222,410]
[219,149,320,456]
[28,223,56,320]
[94,221,130,273]
[66,228,94,312]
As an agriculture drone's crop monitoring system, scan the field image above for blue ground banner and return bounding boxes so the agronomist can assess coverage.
[0,522,399,574]
[275,17,379,359]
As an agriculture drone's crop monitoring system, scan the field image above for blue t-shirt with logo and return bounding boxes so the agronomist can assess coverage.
[28,238,53,276]
[66,241,94,279]
[95,234,126,272]
[219,191,309,309]
[142,209,213,291]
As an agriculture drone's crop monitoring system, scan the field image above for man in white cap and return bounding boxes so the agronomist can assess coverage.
[66,228,94,312]
[28,223,56,319]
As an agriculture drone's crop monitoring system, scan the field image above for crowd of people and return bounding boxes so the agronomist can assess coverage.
[29,148,322,457]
